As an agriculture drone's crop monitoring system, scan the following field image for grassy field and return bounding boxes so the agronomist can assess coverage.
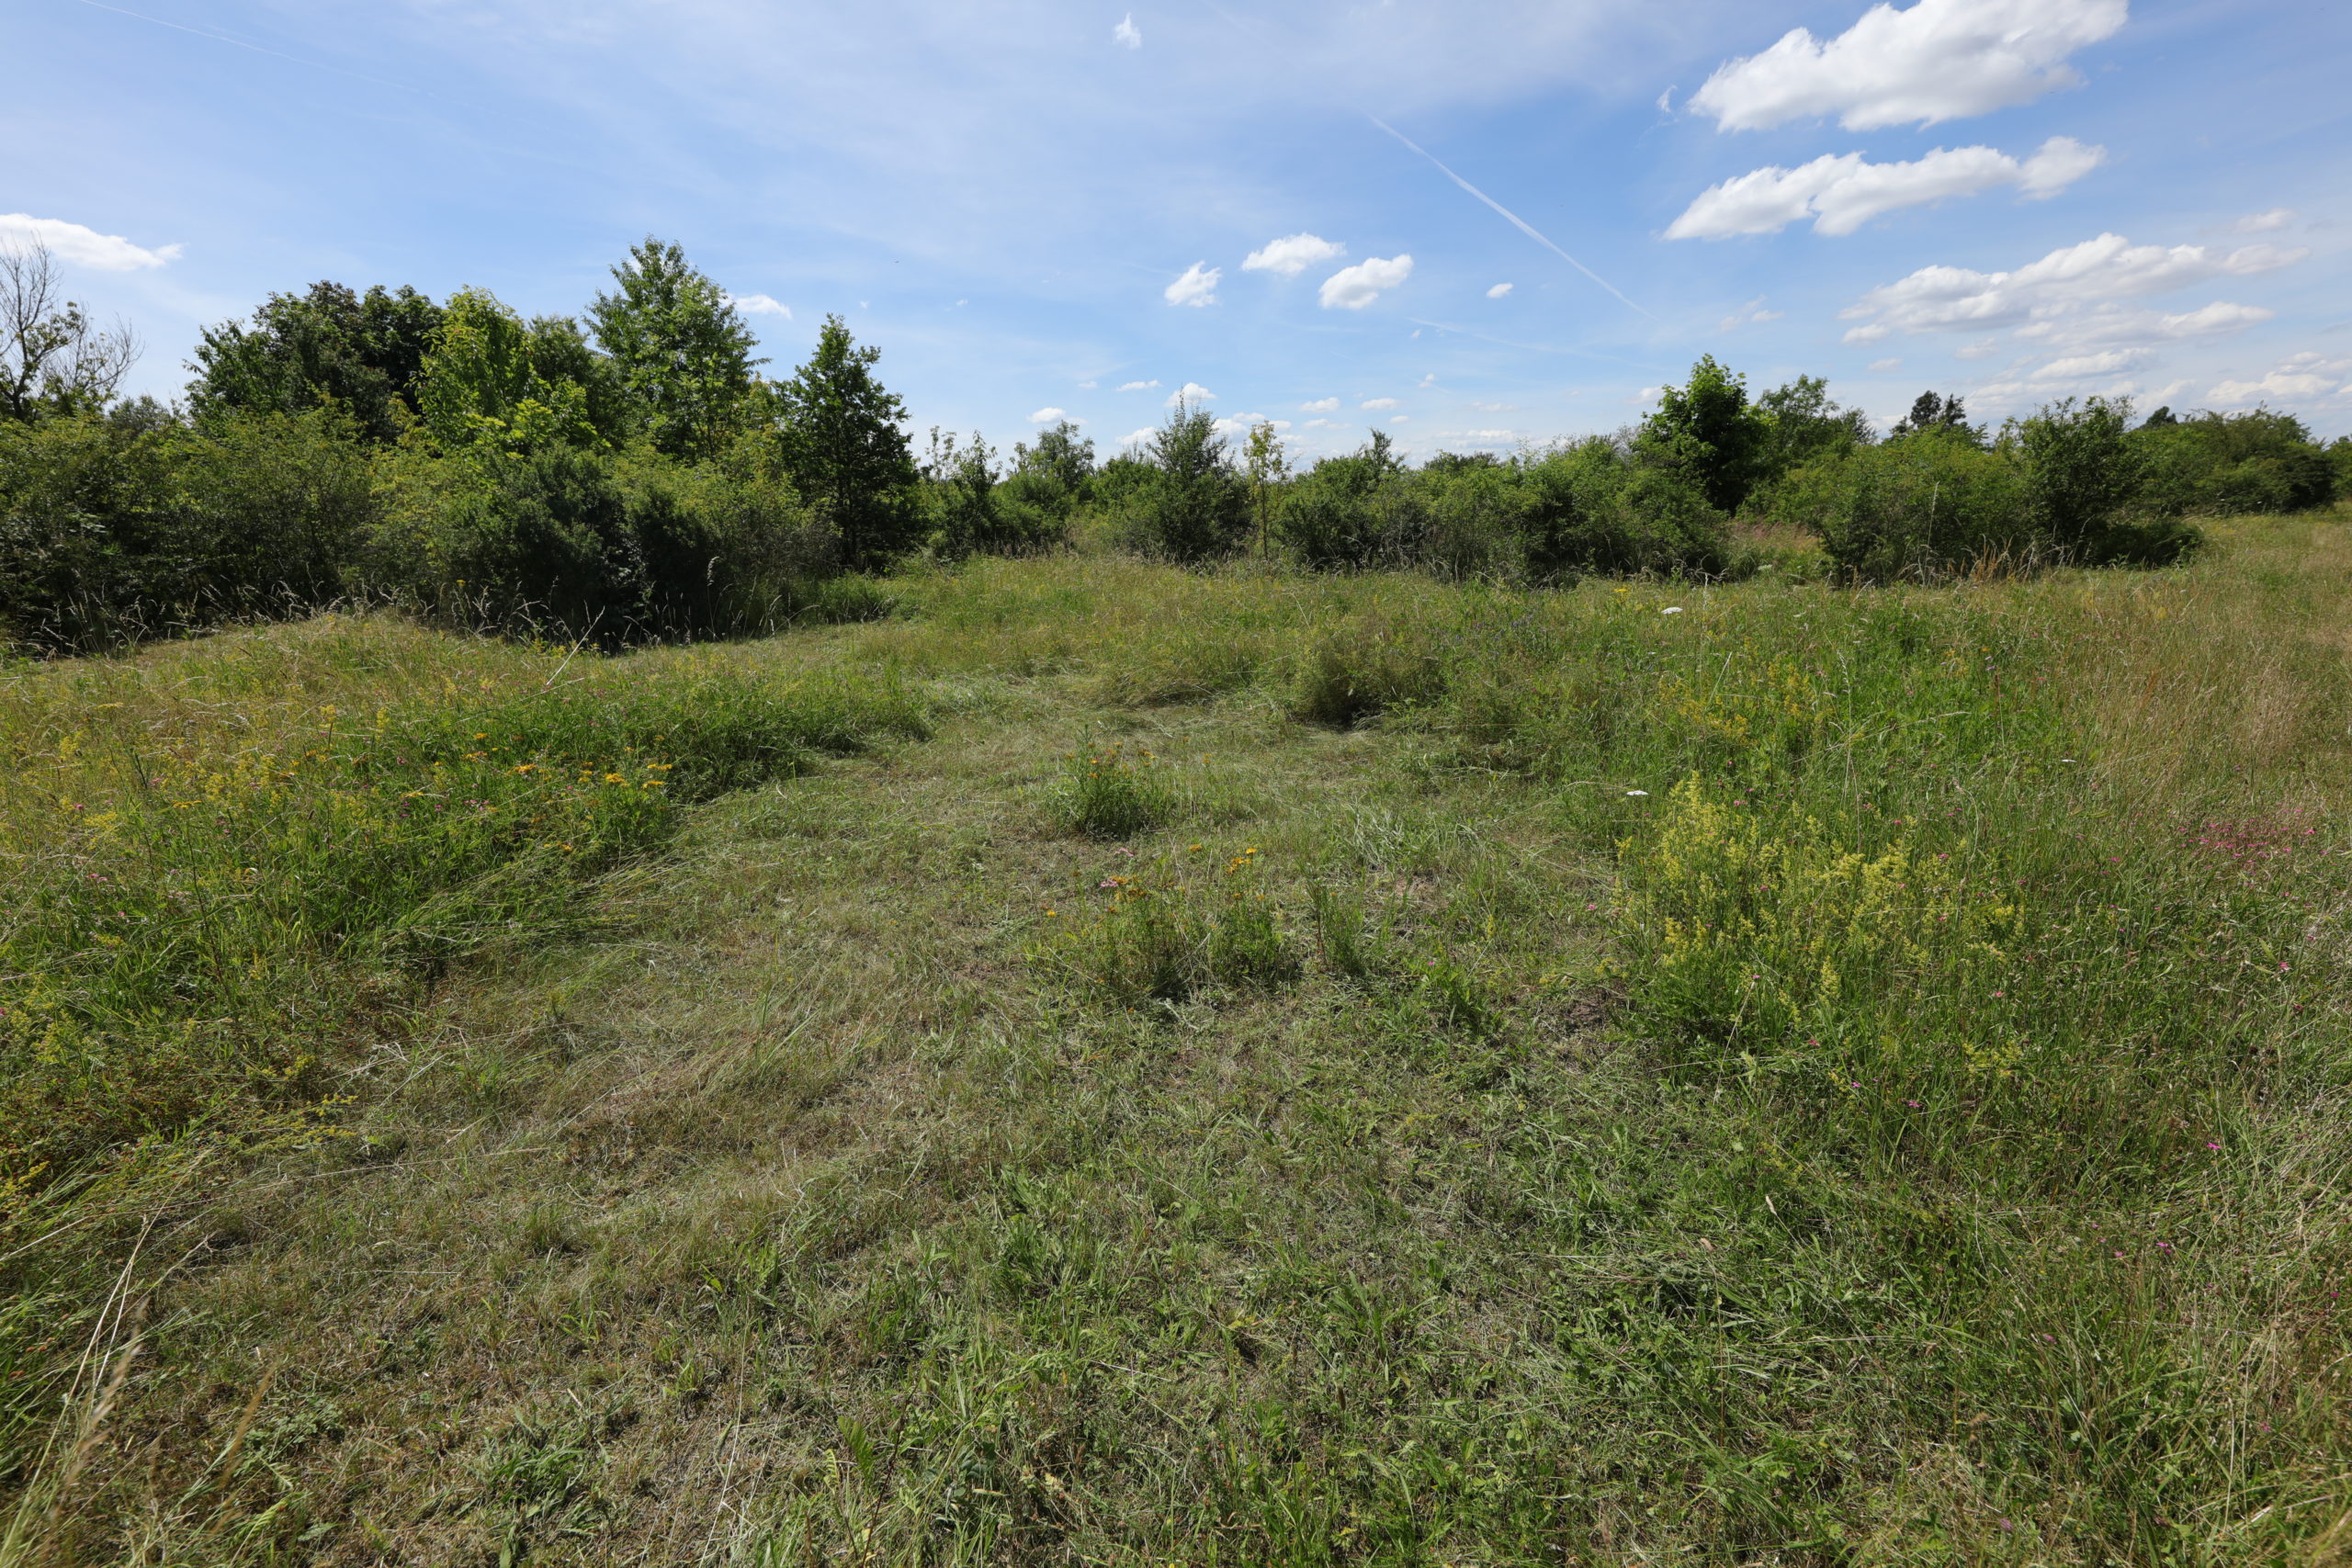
[4,516,2351,1564]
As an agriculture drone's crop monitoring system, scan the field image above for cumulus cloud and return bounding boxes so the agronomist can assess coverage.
[2015,299,2274,352]
[724,293,790,317]
[1318,254,1413,310]
[1870,357,1903,371]
[1691,0,2128,132]
[1360,397,1400,411]
[1165,381,1216,407]
[0,213,183,270]
[1389,414,1411,423]
[1118,379,1160,391]
[1215,414,1294,436]
[2233,208,2297,232]
[1302,418,1345,430]
[1029,407,1069,423]
[1668,136,2104,240]
[1079,378,1099,389]
[1113,13,1141,49]
[1300,397,1340,412]
[1719,298,1786,330]
[1242,233,1345,277]
[1164,262,1220,308]
[1470,400,1518,412]
[1120,428,1157,448]
[1487,282,1514,299]
[2208,353,2352,406]
[1840,231,2306,340]
[2031,350,2148,381]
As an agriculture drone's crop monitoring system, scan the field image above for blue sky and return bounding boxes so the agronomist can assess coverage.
[8,0,2350,458]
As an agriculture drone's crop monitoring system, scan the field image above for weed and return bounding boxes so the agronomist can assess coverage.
[1044,739,1174,838]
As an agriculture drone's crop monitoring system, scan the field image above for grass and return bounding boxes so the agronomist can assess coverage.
[3,515,2351,1563]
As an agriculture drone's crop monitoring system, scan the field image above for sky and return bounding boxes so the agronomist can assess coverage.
[7,0,2350,460]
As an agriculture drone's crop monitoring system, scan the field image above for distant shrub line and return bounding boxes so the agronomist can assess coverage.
[4,230,2347,654]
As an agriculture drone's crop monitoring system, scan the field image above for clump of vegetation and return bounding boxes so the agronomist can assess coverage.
[1045,739,1176,837]
[1044,846,1299,1005]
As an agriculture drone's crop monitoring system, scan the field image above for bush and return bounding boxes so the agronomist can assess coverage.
[1120,401,1250,562]
[0,410,377,652]
[1521,438,1732,579]
[2133,409,2336,516]
[1775,428,2033,581]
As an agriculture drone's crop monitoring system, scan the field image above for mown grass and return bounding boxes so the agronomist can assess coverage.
[6,515,2352,1564]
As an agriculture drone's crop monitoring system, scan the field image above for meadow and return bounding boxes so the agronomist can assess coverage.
[2,512,2350,1565]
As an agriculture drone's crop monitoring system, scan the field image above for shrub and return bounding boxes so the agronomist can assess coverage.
[2133,409,2336,516]
[1120,400,1250,562]
[1778,428,2033,581]
[2013,395,2146,551]
[0,409,378,652]
[1521,438,1732,579]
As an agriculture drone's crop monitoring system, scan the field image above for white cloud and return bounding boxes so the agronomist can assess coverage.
[1120,427,1157,448]
[2015,299,2274,352]
[1165,381,1215,407]
[1955,338,2002,359]
[1118,379,1160,391]
[1418,372,1439,388]
[1667,136,2104,240]
[1300,397,1340,412]
[2233,208,2297,233]
[1029,407,1069,423]
[2209,353,2352,406]
[1215,413,1294,436]
[1078,378,1098,389]
[1719,297,1786,330]
[1361,397,1401,411]
[1318,254,1414,310]
[1389,414,1411,423]
[1657,87,1675,113]
[1242,232,1345,277]
[1690,0,2128,132]
[1486,282,1514,299]
[1870,357,1903,371]
[2032,350,2148,381]
[1840,231,2307,339]
[1302,418,1346,430]
[1113,13,1141,49]
[1164,262,1220,308]
[724,292,791,317]
[0,213,183,271]
[1469,400,1518,412]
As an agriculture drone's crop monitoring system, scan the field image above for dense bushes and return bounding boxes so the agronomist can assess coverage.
[4,222,2347,652]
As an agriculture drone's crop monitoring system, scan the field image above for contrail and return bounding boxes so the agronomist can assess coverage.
[67,0,436,97]
[1368,117,1654,320]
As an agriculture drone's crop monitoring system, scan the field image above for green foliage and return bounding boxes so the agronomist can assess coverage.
[414,288,624,456]
[1045,846,1299,1005]
[2132,407,2336,515]
[188,281,445,443]
[0,410,377,652]
[586,238,763,460]
[1774,425,2033,581]
[1521,437,1733,579]
[1122,398,1251,561]
[1752,373,1871,482]
[1637,355,1770,513]
[992,420,1092,550]
[1889,389,1984,444]
[921,428,1064,558]
[1291,612,1446,726]
[374,436,828,642]
[2014,395,2199,565]
[771,315,920,569]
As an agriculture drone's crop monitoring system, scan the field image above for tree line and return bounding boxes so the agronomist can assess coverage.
[2,234,2346,653]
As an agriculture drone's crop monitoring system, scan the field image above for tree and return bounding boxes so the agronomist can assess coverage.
[770,315,919,568]
[188,281,443,441]
[414,288,619,455]
[1891,390,1980,443]
[1753,374,1870,484]
[1,240,139,423]
[587,238,763,460]
[1130,396,1250,561]
[1243,421,1289,556]
[1637,355,1768,513]
[2012,396,2147,550]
